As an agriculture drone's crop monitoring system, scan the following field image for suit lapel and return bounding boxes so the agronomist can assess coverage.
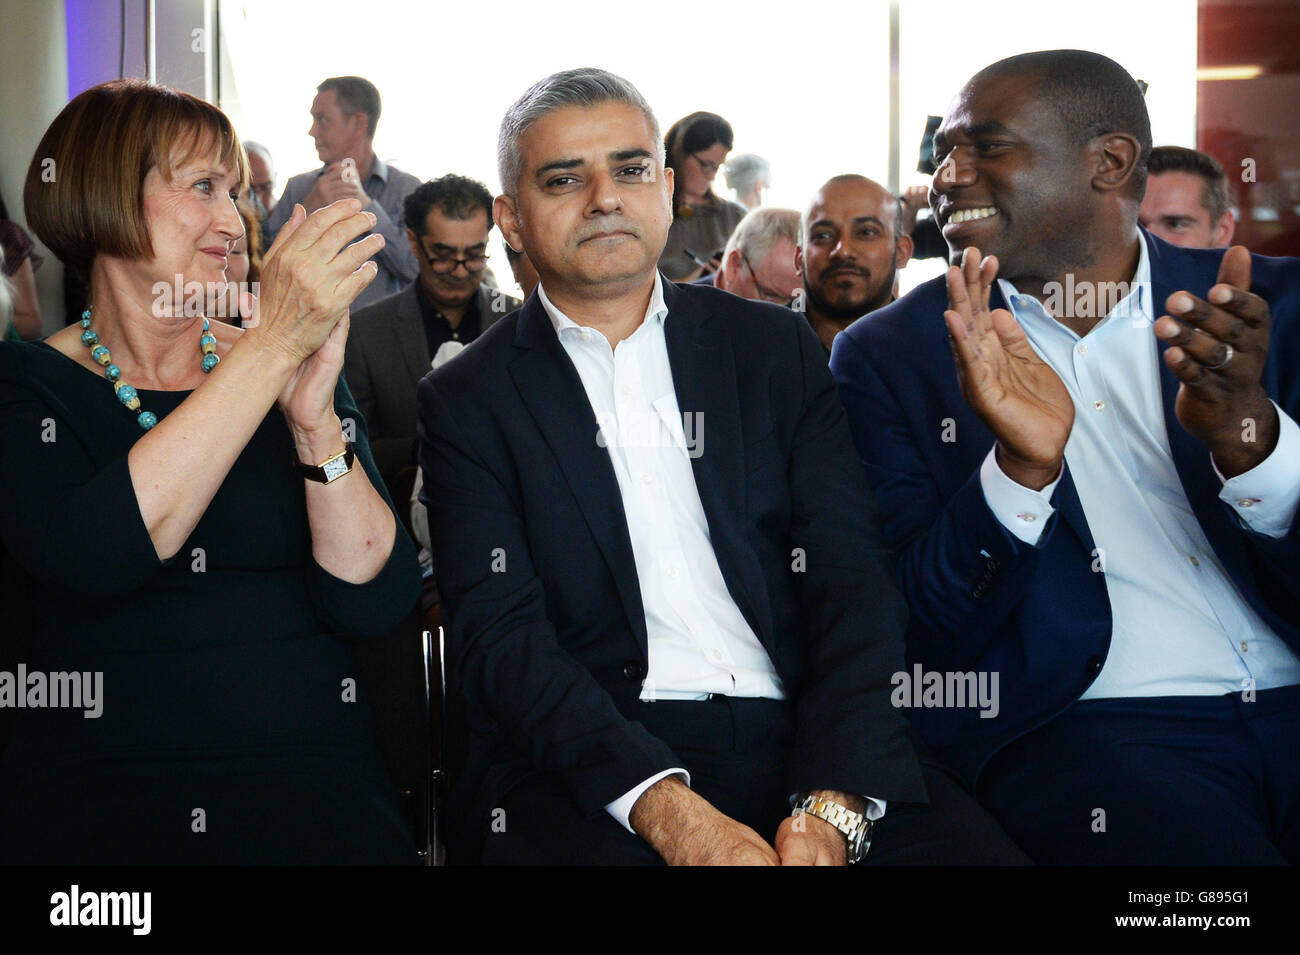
[987,282,1096,552]
[394,283,432,384]
[1145,233,1255,577]
[661,281,770,648]
[507,299,650,655]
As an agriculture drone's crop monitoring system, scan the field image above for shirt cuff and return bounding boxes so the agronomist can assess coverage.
[1214,401,1300,540]
[978,446,1062,545]
[605,768,690,834]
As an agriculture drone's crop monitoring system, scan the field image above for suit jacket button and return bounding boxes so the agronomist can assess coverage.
[622,662,644,682]
[1087,656,1104,676]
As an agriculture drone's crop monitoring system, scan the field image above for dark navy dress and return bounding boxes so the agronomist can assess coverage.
[0,340,420,864]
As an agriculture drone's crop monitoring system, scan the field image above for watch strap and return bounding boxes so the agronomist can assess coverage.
[794,793,873,864]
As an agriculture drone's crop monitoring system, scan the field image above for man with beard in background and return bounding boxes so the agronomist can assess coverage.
[798,175,913,355]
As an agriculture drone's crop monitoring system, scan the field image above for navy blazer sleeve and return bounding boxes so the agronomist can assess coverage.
[416,373,682,819]
[830,326,1060,669]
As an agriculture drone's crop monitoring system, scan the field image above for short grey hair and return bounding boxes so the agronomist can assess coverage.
[723,207,801,269]
[241,140,273,170]
[724,153,770,198]
[498,67,663,197]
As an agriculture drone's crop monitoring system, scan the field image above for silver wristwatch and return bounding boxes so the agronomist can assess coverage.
[793,793,873,864]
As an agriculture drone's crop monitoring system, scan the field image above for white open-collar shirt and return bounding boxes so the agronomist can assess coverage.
[539,274,885,831]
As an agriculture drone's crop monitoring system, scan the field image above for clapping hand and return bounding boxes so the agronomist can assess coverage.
[943,247,1074,490]
[304,161,371,214]
[241,198,382,436]
[1155,245,1279,477]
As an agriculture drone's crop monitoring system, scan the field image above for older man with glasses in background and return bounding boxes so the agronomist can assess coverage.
[345,174,521,498]
[708,207,802,306]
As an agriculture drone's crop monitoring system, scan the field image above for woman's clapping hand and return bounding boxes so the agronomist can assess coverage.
[242,198,382,363]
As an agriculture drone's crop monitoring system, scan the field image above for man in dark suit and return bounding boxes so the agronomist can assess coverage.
[346,175,520,496]
[417,68,1026,865]
[831,50,1300,864]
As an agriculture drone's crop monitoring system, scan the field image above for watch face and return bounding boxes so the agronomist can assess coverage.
[849,824,871,863]
[321,455,350,482]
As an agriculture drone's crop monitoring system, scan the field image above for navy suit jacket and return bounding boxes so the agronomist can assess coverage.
[829,229,1300,788]
[417,276,925,853]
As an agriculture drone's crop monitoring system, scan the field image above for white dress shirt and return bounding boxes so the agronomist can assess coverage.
[538,275,885,832]
[980,231,1300,698]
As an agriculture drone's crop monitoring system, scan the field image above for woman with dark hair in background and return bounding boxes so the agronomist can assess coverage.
[659,111,748,282]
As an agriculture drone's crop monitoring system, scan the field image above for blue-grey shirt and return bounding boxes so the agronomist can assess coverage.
[264,157,421,307]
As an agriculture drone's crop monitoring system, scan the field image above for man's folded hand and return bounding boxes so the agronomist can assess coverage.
[630,775,779,866]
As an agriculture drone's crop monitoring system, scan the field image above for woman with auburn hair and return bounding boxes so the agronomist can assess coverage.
[0,80,420,864]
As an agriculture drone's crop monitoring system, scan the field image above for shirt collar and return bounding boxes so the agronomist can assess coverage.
[997,229,1152,331]
[415,281,480,325]
[317,155,388,183]
[537,272,669,338]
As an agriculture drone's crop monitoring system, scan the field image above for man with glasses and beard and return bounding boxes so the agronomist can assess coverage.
[345,175,520,497]
[799,175,913,356]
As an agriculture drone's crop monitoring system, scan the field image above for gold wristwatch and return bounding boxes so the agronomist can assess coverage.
[296,442,356,484]
[793,793,873,864]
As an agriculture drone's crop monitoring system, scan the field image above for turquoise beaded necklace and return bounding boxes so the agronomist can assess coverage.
[79,306,220,431]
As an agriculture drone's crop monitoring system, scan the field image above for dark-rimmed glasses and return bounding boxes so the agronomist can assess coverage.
[421,246,489,275]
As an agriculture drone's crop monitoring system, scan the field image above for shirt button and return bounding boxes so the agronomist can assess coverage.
[707,648,724,664]
[665,565,679,578]
[1240,641,1249,652]
[1189,555,1201,568]
[1077,343,1088,355]
[1237,498,1260,508]
[1017,512,1038,523]
[1093,399,1105,411]
[621,385,634,397]
[640,473,654,486]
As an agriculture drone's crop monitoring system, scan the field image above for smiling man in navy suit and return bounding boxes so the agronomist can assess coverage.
[416,68,1026,865]
[831,50,1300,864]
